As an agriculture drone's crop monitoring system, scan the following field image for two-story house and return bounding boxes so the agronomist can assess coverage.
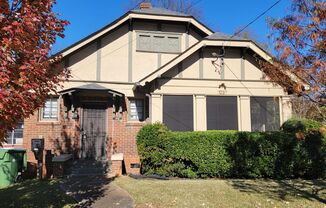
[5,3,294,176]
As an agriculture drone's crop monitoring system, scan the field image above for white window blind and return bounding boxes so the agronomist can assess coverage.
[129,99,145,121]
[41,97,59,120]
[6,121,24,145]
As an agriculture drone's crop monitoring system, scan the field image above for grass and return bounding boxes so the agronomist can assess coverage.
[115,176,326,208]
[0,179,77,208]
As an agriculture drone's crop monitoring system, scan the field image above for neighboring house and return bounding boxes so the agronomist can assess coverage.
[4,3,294,176]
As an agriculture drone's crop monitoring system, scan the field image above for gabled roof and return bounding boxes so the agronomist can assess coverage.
[136,38,273,87]
[55,7,213,58]
[59,83,124,97]
[206,32,247,41]
[131,7,190,17]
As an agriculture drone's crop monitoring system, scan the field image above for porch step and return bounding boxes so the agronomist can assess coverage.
[66,159,111,177]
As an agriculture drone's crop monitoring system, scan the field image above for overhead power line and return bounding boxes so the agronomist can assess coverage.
[210,0,283,121]
[231,0,282,39]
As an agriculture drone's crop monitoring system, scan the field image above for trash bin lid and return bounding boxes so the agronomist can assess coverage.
[0,148,26,159]
[0,149,9,160]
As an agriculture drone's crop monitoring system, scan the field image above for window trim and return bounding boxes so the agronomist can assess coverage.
[250,96,280,132]
[163,95,194,132]
[128,98,146,122]
[39,97,60,122]
[206,96,239,130]
[6,121,24,145]
[136,31,182,54]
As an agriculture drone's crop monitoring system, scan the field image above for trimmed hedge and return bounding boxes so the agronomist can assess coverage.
[281,118,323,133]
[137,121,326,179]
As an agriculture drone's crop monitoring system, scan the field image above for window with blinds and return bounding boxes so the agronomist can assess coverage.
[136,32,181,53]
[163,95,193,131]
[206,96,238,130]
[40,97,59,121]
[6,121,24,145]
[128,98,145,121]
[250,97,280,131]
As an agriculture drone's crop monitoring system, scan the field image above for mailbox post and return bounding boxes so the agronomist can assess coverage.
[31,138,44,179]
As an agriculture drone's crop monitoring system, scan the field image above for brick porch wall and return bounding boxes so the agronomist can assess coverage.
[108,97,145,175]
[22,99,81,178]
[21,97,144,177]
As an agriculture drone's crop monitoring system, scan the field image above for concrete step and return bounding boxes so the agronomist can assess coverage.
[66,159,111,177]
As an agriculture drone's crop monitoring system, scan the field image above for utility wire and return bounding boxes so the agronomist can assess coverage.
[223,62,280,121]
[231,0,281,39]
[209,0,283,127]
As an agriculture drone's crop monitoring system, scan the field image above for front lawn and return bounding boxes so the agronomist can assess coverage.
[0,179,76,208]
[115,176,326,208]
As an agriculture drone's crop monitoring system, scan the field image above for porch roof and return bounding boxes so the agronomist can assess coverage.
[59,83,124,97]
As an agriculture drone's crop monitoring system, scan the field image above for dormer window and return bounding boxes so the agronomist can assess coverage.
[136,32,181,53]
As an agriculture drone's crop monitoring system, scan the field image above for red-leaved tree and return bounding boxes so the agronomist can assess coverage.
[261,0,325,109]
[0,0,69,143]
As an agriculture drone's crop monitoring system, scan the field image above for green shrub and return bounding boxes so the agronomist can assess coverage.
[137,123,326,179]
[136,122,170,175]
[281,118,323,133]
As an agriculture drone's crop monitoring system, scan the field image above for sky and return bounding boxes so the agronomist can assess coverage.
[51,0,292,54]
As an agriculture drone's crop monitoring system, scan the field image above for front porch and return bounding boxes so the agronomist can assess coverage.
[55,84,131,176]
[22,83,142,178]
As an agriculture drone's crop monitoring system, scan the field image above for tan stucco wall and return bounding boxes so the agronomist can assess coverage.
[101,24,129,82]
[149,94,163,123]
[281,96,293,123]
[131,21,203,81]
[245,53,264,80]
[69,42,97,81]
[181,52,200,78]
[239,95,251,131]
[223,48,242,79]
[162,47,270,81]
[194,95,206,131]
[66,20,204,84]
[155,79,287,96]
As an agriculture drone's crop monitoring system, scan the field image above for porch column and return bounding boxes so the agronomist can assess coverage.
[150,94,162,123]
[239,95,251,131]
[194,95,206,131]
[281,96,292,124]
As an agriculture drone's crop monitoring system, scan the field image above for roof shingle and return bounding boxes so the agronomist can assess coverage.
[131,7,190,17]
[205,32,247,41]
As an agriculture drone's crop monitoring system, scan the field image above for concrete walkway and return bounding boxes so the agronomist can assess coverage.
[60,175,134,208]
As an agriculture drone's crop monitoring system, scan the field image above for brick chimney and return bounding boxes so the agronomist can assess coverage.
[139,2,152,9]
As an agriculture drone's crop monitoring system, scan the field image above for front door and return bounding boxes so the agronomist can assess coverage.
[82,108,107,160]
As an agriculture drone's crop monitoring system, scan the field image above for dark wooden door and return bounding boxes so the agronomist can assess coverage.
[82,108,107,160]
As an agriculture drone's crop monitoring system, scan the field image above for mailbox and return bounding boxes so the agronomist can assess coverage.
[31,138,44,179]
[31,138,44,161]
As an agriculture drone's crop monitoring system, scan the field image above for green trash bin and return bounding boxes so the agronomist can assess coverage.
[0,148,27,188]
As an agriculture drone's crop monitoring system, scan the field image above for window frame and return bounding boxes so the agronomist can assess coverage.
[128,98,146,122]
[250,96,280,132]
[136,31,181,54]
[39,97,60,122]
[206,96,239,130]
[6,121,24,145]
[163,95,194,132]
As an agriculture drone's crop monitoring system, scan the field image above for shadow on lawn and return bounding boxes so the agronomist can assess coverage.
[228,179,326,204]
[0,179,76,208]
[60,175,115,207]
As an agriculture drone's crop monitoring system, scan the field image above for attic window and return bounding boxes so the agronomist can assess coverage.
[136,32,181,53]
